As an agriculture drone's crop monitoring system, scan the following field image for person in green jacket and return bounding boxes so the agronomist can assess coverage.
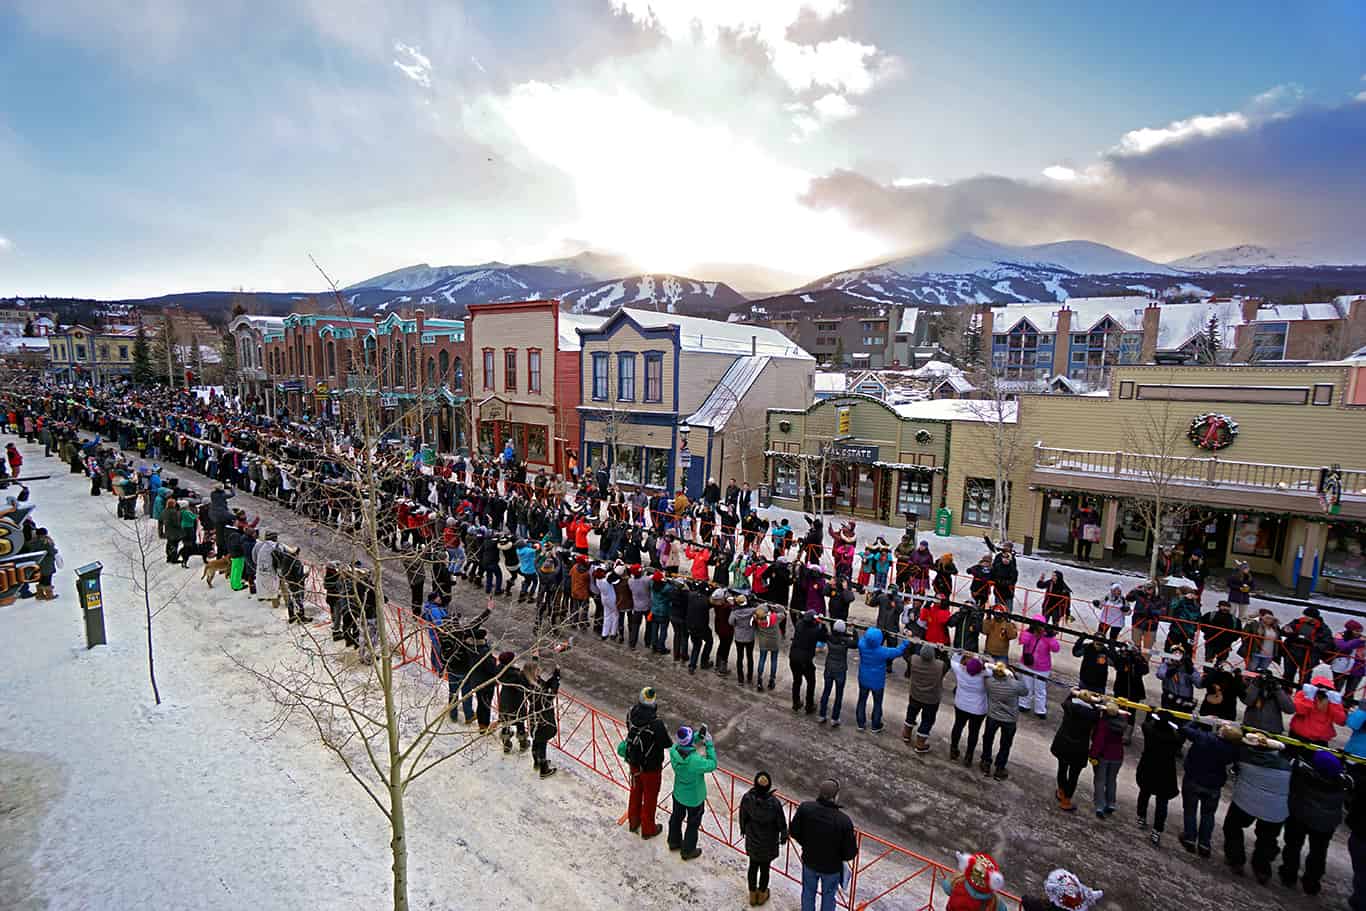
[178,503,199,566]
[667,724,716,860]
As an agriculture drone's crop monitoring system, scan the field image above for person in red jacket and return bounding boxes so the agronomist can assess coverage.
[568,513,592,555]
[920,595,952,645]
[1290,676,1348,746]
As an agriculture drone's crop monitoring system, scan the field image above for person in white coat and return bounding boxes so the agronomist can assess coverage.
[252,531,281,608]
[1097,582,1128,642]
[600,569,621,641]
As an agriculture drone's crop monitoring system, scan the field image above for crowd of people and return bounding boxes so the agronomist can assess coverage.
[7,380,1366,908]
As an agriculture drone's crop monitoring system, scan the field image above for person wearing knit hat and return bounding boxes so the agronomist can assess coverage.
[1223,723,1292,882]
[1019,868,1102,911]
[939,851,1004,910]
[667,723,717,860]
[616,685,670,839]
[739,769,787,906]
[496,652,530,755]
[949,653,989,766]
[1278,748,1351,895]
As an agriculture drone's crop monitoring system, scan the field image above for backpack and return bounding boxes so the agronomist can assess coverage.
[625,720,655,767]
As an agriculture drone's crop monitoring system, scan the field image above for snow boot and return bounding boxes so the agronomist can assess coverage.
[901,725,913,744]
[914,734,930,754]
[539,762,557,779]
[680,847,701,860]
[518,737,529,752]
[748,890,759,906]
[757,889,769,905]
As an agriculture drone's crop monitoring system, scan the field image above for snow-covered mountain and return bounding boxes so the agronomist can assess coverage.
[529,251,639,282]
[797,232,1192,306]
[559,274,746,315]
[1165,244,1366,273]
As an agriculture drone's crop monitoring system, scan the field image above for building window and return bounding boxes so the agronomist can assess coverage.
[1251,321,1288,360]
[1313,383,1334,406]
[644,352,663,403]
[99,344,109,359]
[482,348,494,391]
[774,460,800,498]
[526,424,548,462]
[613,444,642,484]
[591,352,609,401]
[644,448,669,488]
[453,357,464,392]
[896,473,933,517]
[528,349,542,394]
[76,345,86,359]
[1231,514,1285,560]
[118,345,129,360]
[993,323,1053,383]
[585,442,604,471]
[1324,521,1366,582]
[326,341,337,378]
[962,477,1007,527]
[503,349,518,391]
[617,353,635,401]
[426,356,436,385]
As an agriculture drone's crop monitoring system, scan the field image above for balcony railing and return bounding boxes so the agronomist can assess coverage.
[1034,445,1366,495]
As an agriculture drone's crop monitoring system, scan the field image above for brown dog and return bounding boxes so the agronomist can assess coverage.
[202,556,233,588]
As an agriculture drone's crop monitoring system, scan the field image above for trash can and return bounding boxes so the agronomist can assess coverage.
[757,484,771,509]
[420,445,435,466]
[934,507,952,537]
[75,560,106,649]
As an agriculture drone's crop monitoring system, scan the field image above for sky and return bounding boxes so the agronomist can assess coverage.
[1,0,1364,298]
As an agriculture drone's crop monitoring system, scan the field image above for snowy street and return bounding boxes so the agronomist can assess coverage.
[2,436,1357,910]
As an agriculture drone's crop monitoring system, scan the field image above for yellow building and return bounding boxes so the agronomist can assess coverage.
[48,324,138,385]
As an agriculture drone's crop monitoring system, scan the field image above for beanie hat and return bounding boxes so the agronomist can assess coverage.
[753,770,772,793]
[965,657,984,676]
[676,726,694,748]
[639,686,658,706]
[919,643,937,660]
[1043,868,1102,910]
[833,620,847,634]
[957,852,1003,894]
[498,651,515,665]
[652,571,665,583]
[1312,749,1343,777]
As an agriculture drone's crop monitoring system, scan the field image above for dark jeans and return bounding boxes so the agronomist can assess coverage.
[980,718,1017,769]
[903,699,940,736]
[1182,778,1221,848]
[1280,817,1333,886]
[790,656,816,710]
[715,634,733,668]
[483,565,503,595]
[688,629,713,670]
[1056,756,1085,798]
[1138,789,1169,832]
[668,799,705,853]
[627,612,644,646]
[1223,802,1283,874]
[734,641,754,680]
[748,858,771,892]
[671,621,689,660]
[647,617,669,653]
[819,673,845,721]
[950,708,985,760]
[531,725,554,766]
[855,686,884,729]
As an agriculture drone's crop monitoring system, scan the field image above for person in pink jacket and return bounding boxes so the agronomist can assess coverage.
[1018,615,1061,719]
[1289,676,1348,745]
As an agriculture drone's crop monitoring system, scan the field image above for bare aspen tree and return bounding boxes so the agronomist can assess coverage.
[961,367,1025,543]
[1120,385,1198,579]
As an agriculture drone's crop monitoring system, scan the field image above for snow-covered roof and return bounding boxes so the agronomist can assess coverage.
[909,359,960,377]
[230,315,286,334]
[814,372,847,393]
[1156,299,1248,350]
[619,308,813,360]
[1251,302,1349,323]
[991,297,1149,334]
[892,399,1018,423]
[933,374,976,393]
[897,307,919,335]
[684,356,771,431]
[557,313,605,351]
[0,336,49,352]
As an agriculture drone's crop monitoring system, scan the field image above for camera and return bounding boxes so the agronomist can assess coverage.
[696,724,709,740]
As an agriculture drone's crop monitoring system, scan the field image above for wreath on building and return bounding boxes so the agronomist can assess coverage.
[915,429,933,444]
[1187,412,1238,451]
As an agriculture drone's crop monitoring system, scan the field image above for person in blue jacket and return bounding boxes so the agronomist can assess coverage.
[856,627,910,732]
[516,540,540,602]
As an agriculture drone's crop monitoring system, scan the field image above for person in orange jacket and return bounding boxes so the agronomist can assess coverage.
[1289,676,1348,746]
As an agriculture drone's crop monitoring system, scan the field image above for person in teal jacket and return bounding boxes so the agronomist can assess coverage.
[1346,707,1366,758]
[516,542,539,602]
[667,725,717,859]
[647,571,671,654]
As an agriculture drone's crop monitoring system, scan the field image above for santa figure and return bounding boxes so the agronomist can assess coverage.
[941,852,1005,911]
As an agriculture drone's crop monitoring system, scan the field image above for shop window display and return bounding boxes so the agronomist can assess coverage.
[1325,522,1366,581]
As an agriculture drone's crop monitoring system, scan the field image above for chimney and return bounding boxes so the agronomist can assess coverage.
[415,307,426,335]
[1052,305,1072,379]
[1240,297,1262,324]
[751,335,757,356]
[1140,301,1161,363]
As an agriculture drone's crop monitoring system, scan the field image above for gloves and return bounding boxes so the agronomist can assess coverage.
[1328,691,1343,705]
[1089,757,1099,768]
[1303,683,1319,700]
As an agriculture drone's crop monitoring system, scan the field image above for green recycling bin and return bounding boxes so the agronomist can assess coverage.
[420,445,435,466]
[934,507,952,537]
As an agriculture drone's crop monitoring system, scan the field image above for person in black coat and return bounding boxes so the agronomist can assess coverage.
[739,770,788,905]
[1135,711,1182,845]
[1110,645,1149,741]
[788,610,824,715]
[1280,751,1351,895]
[496,652,530,754]
[526,660,560,778]
[685,582,714,673]
[1071,636,1112,694]
[1050,691,1100,811]
[464,632,498,732]
[789,779,858,909]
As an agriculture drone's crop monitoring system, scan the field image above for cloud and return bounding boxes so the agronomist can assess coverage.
[393,42,433,88]
[476,78,879,278]
[892,177,939,188]
[0,236,11,252]
[802,96,1366,263]
[607,0,893,131]
[1114,111,1248,155]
